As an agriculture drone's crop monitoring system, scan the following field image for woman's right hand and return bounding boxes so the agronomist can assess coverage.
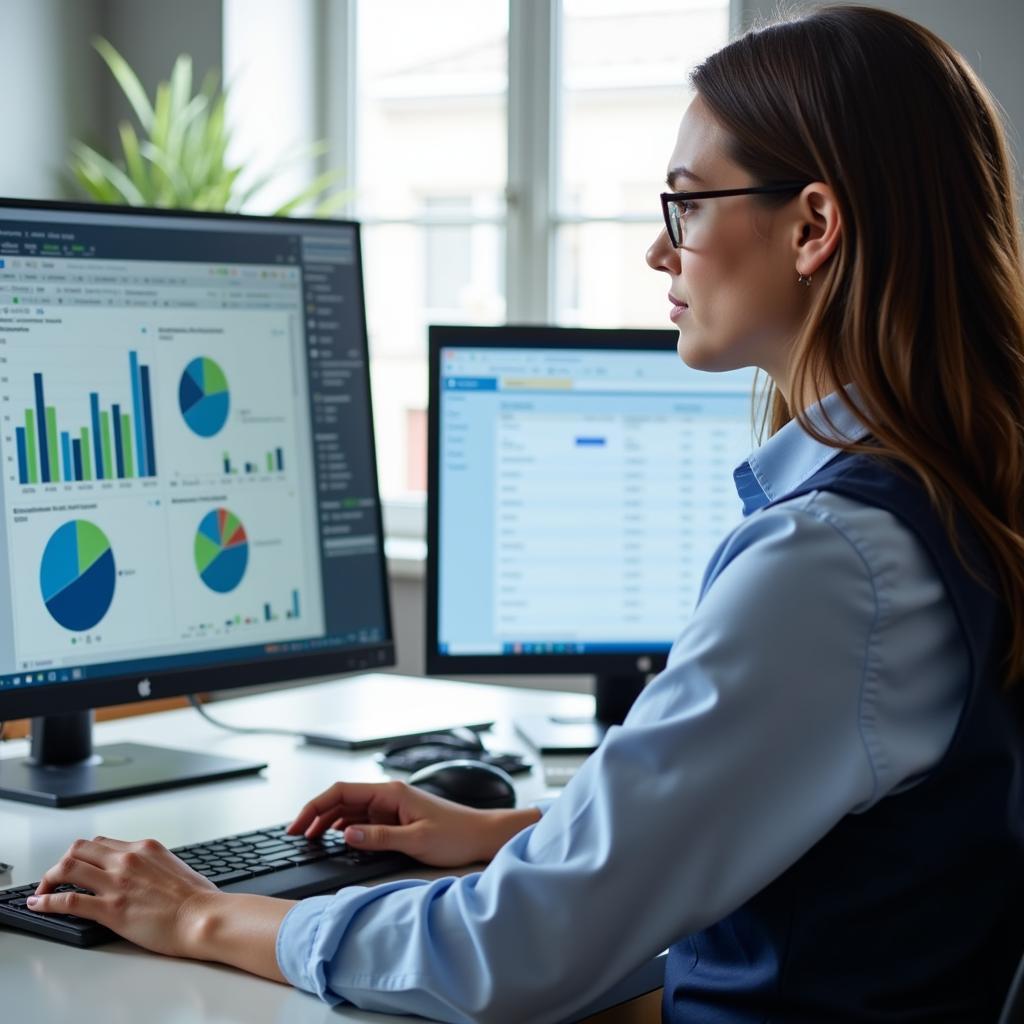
[288,780,541,868]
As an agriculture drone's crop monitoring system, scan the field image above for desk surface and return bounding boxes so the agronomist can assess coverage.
[0,673,623,1024]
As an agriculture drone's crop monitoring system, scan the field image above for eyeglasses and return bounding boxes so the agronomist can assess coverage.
[660,182,810,248]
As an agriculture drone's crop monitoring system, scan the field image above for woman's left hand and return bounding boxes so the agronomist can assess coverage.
[28,836,220,958]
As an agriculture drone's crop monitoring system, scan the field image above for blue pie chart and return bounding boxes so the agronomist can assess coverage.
[179,356,230,437]
[40,520,116,631]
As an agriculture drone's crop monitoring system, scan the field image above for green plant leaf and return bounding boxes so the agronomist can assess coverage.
[151,81,172,152]
[139,141,190,204]
[69,161,123,205]
[94,38,154,131]
[72,44,348,214]
[70,142,146,205]
[310,187,355,218]
[118,122,151,200]
[233,141,332,207]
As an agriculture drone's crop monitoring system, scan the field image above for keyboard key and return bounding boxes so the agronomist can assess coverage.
[205,869,253,886]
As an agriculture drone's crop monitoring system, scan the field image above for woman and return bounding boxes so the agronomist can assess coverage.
[28,5,1024,1021]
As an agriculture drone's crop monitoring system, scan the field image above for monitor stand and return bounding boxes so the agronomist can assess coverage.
[515,673,647,754]
[0,710,266,808]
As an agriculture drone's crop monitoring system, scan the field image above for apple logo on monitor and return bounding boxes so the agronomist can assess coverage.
[137,678,152,699]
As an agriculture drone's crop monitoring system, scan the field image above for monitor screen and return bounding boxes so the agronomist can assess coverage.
[427,325,757,677]
[0,199,392,720]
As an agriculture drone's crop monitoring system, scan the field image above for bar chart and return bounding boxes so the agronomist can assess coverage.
[222,448,285,475]
[14,351,157,484]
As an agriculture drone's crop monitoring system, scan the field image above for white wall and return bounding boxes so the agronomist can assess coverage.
[734,0,1023,188]
[0,0,225,201]
[0,0,103,200]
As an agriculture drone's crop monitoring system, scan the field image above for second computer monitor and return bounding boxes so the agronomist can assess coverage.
[427,325,758,747]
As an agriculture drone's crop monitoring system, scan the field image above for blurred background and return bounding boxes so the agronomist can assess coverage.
[2,0,1021,680]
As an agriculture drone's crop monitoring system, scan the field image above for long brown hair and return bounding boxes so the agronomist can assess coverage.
[692,4,1024,688]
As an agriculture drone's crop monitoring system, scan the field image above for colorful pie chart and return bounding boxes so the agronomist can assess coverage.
[195,507,249,593]
[40,520,116,631]
[179,356,230,437]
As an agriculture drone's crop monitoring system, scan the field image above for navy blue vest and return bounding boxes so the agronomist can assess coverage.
[663,451,1024,1022]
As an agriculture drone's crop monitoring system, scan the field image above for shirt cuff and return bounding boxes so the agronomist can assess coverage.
[276,893,348,1004]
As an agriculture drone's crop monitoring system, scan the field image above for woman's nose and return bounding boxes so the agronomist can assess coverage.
[646,226,680,274]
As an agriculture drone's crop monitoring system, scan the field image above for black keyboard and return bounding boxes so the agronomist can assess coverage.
[0,824,412,948]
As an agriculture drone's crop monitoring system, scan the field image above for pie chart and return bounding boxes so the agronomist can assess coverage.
[179,356,230,437]
[39,520,116,631]
[195,507,249,593]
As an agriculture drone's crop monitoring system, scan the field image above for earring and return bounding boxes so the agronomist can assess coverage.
[797,272,812,287]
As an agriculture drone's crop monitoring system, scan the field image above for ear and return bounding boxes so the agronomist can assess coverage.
[792,182,841,277]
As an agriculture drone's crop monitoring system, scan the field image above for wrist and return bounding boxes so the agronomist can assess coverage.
[482,806,542,860]
[178,890,294,982]
[178,889,236,960]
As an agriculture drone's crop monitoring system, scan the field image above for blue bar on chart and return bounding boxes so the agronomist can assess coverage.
[90,391,104,479]
[111,403,125,478]
[15,427,28,484]
[140,364,157,475]
[16,352,158,485]
[261,590,301,621]
[34,372,50,482]
[60,431,73,481]
[129,350,147,477]
[276,447,284,471]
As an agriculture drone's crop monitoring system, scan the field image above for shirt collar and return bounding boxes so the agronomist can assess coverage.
[732,387,870,516]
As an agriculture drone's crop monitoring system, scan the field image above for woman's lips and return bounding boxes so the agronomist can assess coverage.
[668,293,690,321]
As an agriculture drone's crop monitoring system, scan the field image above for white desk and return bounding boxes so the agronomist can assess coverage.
[0,673,661,1023]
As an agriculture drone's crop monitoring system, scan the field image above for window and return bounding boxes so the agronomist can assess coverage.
[355,0,508,503]
[556,0,730,328]
[229,0,733,518]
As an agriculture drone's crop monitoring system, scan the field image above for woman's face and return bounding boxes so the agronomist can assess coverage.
[646,96,824,387]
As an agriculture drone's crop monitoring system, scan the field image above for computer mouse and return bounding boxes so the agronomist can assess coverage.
[408,759,517,810]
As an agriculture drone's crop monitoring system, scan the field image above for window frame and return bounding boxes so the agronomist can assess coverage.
[324,0,737,540]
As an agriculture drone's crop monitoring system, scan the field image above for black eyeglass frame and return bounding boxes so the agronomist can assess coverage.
[660,182,810,248]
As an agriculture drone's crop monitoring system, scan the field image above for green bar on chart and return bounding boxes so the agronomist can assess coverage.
[100,411,113,479]
[80,427,93,480]
[45,407,59,482]
[24,409,39,484]
[120,413,134,478]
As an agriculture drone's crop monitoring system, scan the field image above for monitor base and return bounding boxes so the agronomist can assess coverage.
[515,673,649,753]
[515,714,608,754]
[0,742,266,808]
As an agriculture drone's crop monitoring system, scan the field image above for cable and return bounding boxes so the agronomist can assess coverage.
[187,694,307,739]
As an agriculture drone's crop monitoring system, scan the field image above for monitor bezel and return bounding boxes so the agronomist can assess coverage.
[0,196,395,722]
[426,323,693,679]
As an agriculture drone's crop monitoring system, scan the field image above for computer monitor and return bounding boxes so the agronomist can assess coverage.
[0,198,394,805]
[426,325,757,752]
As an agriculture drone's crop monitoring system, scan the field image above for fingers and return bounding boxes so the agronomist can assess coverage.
[90,835,134,850]
[289,781,402,836]
[344,821,422,858]
[26,888,105,920]
[35,839,115,895]
[35,855,107,898]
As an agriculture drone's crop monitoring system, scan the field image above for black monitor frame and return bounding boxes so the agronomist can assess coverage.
[0,198,395,802]
[426,324,683,748]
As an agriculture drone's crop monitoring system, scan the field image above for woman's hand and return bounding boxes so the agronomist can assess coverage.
[28,836,224,957]
[28,837,293,979]
[288,779,541,867]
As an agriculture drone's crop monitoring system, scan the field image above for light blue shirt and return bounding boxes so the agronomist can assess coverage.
[276,390,968,1024]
